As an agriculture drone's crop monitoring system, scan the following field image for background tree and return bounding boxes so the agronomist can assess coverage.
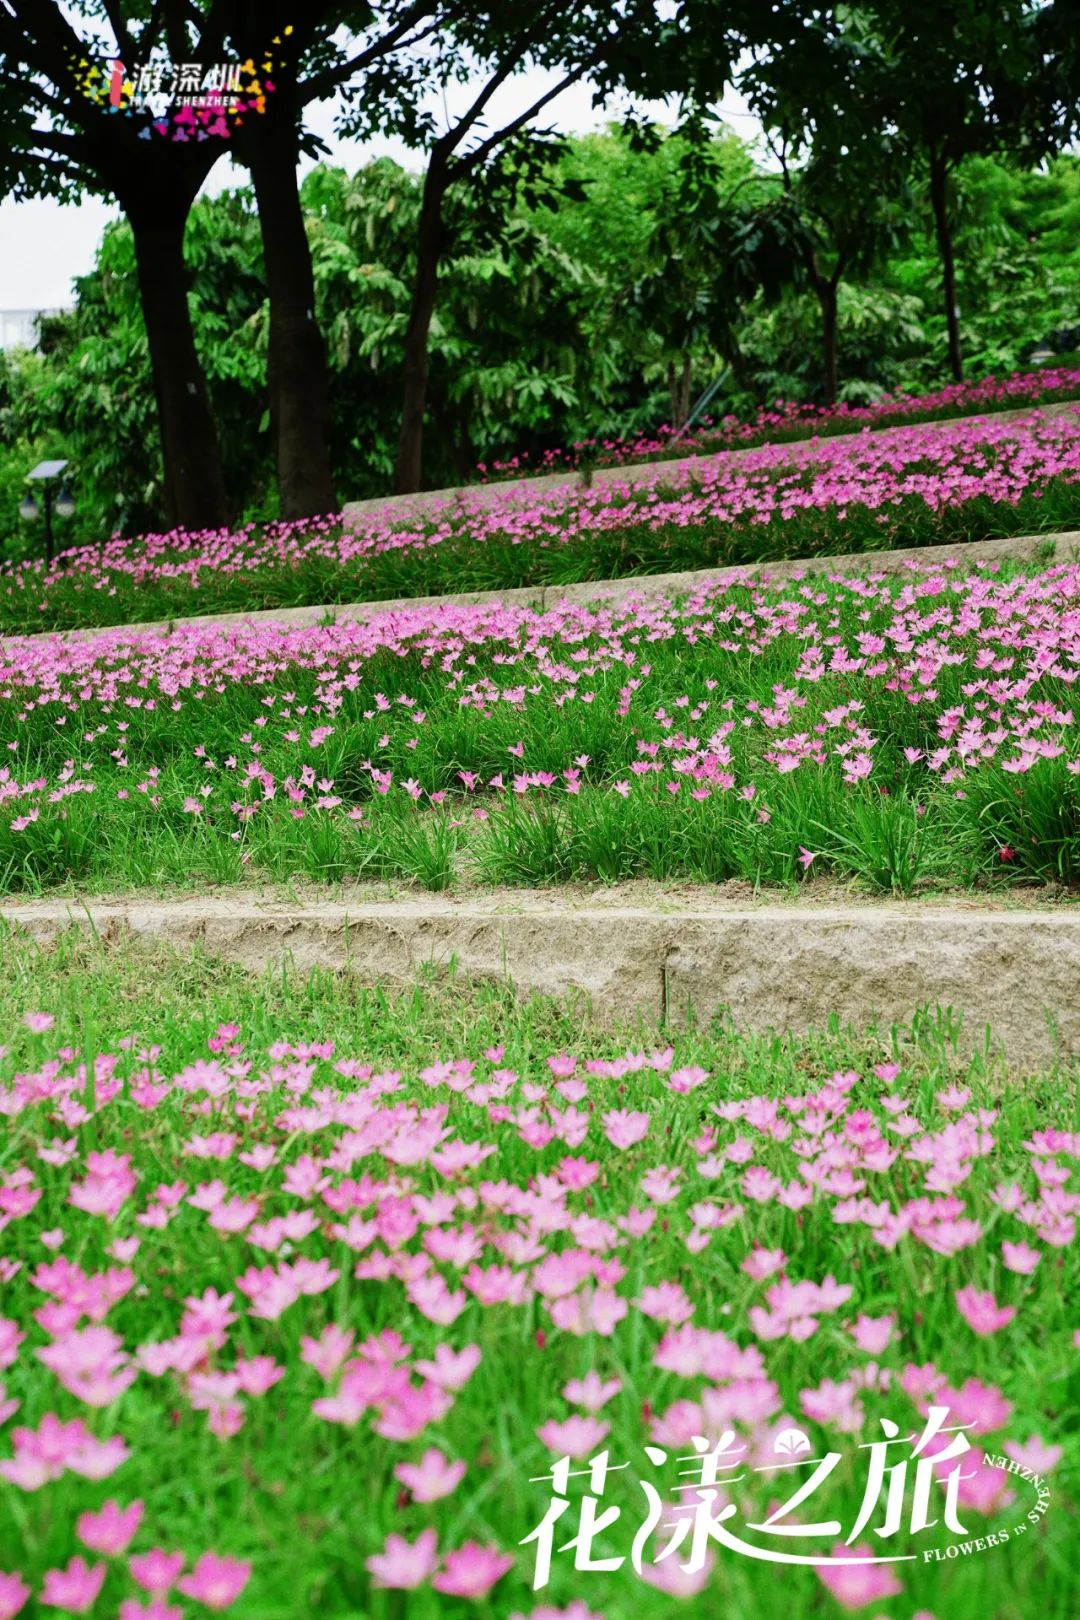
[336,0,702,493]
[865,0,1075,381]
[5,131,1080,548]
[625,132,795,424]
[740,13,910,404]
[224,1,459,518]
[0,0,240,527]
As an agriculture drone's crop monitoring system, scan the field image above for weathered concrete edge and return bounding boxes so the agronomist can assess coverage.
[10,528,1077,651]
[4,900,1079,1064]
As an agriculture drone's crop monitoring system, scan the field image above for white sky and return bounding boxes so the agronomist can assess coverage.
[0,65,762,309]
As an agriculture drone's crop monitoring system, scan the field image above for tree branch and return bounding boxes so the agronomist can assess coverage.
[431,38,532,163]
[451,61,587,177]
[100,0,137,58]
[162,0,191,64]
[2,0,95,88]
[303,3,451,105]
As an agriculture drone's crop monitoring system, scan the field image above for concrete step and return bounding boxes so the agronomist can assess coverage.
[4,891,1078,1064]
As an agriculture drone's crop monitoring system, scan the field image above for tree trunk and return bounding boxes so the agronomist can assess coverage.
[728,339,749,391]
[816,276,839,407]
[929,150,963,382]
[679,354,693,428]
[243,105,338,519]
[666,360,678,427]
[395,160,448,495]
[128,204,229,530]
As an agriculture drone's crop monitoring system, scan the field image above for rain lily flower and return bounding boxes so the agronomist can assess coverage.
[366,1529,438,1590]
[40,1558,106,1613]
[176,1554,251,1610]
[815,1544,903,1608]
[432,1542,514,1598]
[955,1286,1018,1336]
[76,1498,144,1556]
[394,1448,466,1502]
[0,1573,30,1620]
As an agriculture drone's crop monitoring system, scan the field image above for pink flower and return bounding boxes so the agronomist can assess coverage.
[77,1497,144,1556]
[848,1314,895,1354]
[797,846,816,869]
[22,1012,54,1033]
[1001,1240,1041,1274]
[536,1415,609,1458]
[412,1343,481,1390]
[37,1325,136,1407]
[176,1553,251,1610]
[742,1247,786,1281]
[299,1324,354,1380]
[0,1572,30,1620]
[366,1529,438,1590]
[640,1546,715,1595]
[394,1448,466,1502]
[562,1370,622,1411]
[128,1550,185,1596]
[40,1557,107,1613]
[0,1319,23,1372]
[945,1445,1014,1514]
[955,1286,1017,1336]
[815,1544,903,1608]
[601,1110,650,1150]
[433,1542,514,1599]
[1004,1435,1063,1473]
[0,1414,129,1490]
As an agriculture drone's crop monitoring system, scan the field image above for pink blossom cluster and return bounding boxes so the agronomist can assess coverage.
[0,1017,1073,1613]
[1,556,1077,859]
[479,367,1080,478]
[4,407,1080,616]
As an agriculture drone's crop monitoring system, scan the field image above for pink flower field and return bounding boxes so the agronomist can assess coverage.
[479,365,1080,477]
[0,980,1074,1619]
[1,555,1078,895]
[4,407,1080,637]
[2,378,1078,1620]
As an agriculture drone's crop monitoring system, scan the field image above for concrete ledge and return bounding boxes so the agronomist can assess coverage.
[7,529,1077,651]
[4,896,1079,1063]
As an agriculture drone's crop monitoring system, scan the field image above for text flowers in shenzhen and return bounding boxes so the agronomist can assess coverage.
[523,1408,1052,1588]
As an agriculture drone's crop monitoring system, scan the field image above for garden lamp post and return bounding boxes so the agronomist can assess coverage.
[19,459,75,564]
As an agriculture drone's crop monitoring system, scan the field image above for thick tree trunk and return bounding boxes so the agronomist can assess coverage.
[667,357,693,429]
[395,162,447,495]
[128,204,229,531]
[727,339,750,391]
[680,355,692,427]
[929,151,963,382]
[243,106,337,519]
[818,277,839,407]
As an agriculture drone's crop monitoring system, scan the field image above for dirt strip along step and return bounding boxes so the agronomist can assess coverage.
[3,896,1079,1064]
